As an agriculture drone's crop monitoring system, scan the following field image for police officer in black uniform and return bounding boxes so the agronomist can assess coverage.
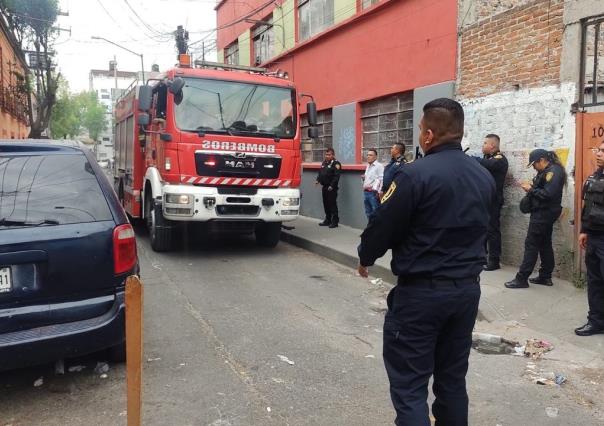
[576,141,604,336]
[505,149,566,288]
[476,134,509,271]
[316,147,341,228]
[358,99,495,426]
[380,143,406,199]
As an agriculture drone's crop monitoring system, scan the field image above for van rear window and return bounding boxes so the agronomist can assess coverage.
[0,153,113,228]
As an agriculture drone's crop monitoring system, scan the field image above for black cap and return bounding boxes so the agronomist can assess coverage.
[527,149,549,167]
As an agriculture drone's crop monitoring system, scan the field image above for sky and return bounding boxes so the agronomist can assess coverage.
[53,0,219,92]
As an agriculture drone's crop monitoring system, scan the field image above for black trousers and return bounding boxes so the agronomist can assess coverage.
[486,202,502,262]
[321,185,339,224]
[585,234,604,328]
[517,221,555,280]
[383,280,480,426]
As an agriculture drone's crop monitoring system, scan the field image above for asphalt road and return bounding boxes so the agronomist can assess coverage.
[1,229,603,425]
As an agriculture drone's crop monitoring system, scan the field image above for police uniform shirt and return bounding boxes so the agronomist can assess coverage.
[527,163,565,223]
[581,168,604,234]
[359,142,495,279]
[382,155,405,193]
[478,151,508,202]
[317,159,341,188]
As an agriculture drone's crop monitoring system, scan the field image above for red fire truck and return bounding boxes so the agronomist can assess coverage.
[113,59,317,251]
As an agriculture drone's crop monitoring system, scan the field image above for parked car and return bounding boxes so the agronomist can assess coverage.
[0,140,138,371]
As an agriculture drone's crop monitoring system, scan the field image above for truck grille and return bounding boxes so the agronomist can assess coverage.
[216,205,260,216]
[195,151,281,179]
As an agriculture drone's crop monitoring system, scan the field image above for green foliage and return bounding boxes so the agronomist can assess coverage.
[50,82,107,141]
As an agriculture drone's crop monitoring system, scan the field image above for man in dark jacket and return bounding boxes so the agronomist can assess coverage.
[380,143,406,199]
[358,98,495,426]
[476,134,509,271]
[577,141,604,336]
[316,147,341,228]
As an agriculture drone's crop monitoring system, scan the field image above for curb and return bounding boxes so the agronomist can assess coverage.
[280,230,397,285]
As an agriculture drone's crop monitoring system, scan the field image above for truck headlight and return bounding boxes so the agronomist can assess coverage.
[281,197,300,207]
[165,194,192,204]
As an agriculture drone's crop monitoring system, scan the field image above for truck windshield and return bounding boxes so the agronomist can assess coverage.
[175,77,296,139]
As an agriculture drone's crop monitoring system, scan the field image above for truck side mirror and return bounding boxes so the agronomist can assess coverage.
[138,112,150,126]
[308,127,319,139]
[168,77,185,96]
[307,102,318,126]
[138,86,153,111]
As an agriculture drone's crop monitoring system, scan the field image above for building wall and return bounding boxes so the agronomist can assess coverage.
[0,26,29,139]
[457,0,577,275]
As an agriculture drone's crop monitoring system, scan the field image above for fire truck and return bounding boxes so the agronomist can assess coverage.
[113,57,317,251]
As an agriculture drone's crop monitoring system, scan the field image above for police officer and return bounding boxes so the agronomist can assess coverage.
[358,99,495,425]
[576,141,604,336]
[476,134,508,271]
[380,142,406,199]
[316,147,341,228]
[505,149,566,288]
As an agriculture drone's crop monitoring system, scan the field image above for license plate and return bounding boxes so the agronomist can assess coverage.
[0,267,12,293]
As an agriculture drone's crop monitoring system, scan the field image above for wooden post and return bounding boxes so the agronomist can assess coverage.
[125,275,143,426]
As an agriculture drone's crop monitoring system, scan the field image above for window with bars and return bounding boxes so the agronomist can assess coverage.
[362,0,380,9]
[361,92,414,163]
[224,42,239,65]
[581,15,604,107]
[301,109,333,162]
[252,18,274,65]
[298,0,334,42]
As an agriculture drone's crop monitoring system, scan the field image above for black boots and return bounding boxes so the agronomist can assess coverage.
[575,322,604,336]
[528,276,553,286]
[318,219,330,226]
[504,277,529,289]
[483,260,500,271]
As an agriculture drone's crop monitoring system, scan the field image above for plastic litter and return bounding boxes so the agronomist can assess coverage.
[555,374,567,385]
[147,357,161,362]
[545,407,559,418]
[94,362,110,375]
[277,355,295,365]
[267,407,271,413]
[68,365,85,373]
[370,278,384,286]
[54,359,65,375]
[100,374,108,379]
[365,355,375,359]
[523,339,554,359]
[33,377,44,387]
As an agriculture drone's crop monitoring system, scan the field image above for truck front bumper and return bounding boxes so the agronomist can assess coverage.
[161,184,300,222]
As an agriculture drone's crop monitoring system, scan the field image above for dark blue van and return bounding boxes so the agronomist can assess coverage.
[0,140,138,371]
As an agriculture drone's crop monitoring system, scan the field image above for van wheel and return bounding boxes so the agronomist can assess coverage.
[255,222,281,248]
[146,198,173,252]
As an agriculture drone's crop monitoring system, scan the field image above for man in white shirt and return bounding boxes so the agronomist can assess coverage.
[362,149,384,219]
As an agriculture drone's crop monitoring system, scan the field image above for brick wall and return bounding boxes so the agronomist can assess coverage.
[458,0,564,98]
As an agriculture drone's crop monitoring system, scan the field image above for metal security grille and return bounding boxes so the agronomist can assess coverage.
[581,15,604,107]
[360,92,414,163]
[301,109,333,162]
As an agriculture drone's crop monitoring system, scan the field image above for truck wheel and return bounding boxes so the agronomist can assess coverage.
[146,198,173,252]
[255,222,281,248]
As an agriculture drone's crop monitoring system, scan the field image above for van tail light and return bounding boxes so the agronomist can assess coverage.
[113,224,137,275]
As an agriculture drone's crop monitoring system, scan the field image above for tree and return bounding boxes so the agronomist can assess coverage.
[0,0,60,138]
[49,86,107,141]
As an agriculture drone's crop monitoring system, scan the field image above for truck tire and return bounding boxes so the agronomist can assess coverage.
[146,198,173,252]
[255,222,281,248]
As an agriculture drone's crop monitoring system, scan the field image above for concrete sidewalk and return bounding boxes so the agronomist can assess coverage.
[282,215,604,368]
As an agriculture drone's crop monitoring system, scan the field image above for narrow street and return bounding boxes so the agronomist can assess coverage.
[1,232,603,425]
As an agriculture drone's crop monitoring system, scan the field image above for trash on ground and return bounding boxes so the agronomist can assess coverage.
[100,374,108,379]
[555,374,567,385]
[471,333,518,355]
[147,357,161,362]
[365,354,375,358]
[524,339,554,359]
[370,278,384,286]
[54,359,65,375]
[545,407,559,418]
[94,362,110,374]
[266,407,271,413]
[277,355,295,365]
[68,365,85,373]
[33,377,44,387]
[179,363,186,366]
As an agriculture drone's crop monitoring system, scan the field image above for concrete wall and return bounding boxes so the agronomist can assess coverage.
[413,81,456,153]
[300,169,368,229]
[461,83,577,275]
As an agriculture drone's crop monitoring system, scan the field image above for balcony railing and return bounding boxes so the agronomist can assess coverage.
[0,85,29,124]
